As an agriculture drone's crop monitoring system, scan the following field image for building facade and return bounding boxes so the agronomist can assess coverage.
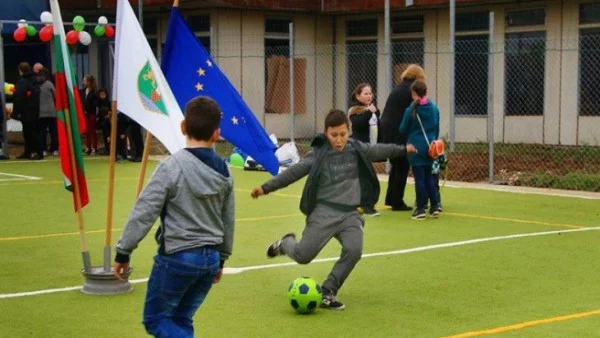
[60,0,600,146]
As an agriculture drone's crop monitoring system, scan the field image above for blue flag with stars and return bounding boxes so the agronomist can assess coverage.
[161,7,279,175]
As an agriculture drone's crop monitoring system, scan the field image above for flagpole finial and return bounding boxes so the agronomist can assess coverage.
[174,0,180,7]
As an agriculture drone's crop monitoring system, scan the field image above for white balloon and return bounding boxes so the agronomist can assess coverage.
[98,16,108,25]
[79,31,92,46]
[17,19,27,28]
[40,11,53,24]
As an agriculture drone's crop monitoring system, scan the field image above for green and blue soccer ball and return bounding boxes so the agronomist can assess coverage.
[288,277,322,314]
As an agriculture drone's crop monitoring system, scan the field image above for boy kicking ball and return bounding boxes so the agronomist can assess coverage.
[251,109,415,310]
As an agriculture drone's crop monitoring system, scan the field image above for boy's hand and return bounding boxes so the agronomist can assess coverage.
[251,187,264,199]
[113,262,129,281]
[213,269,223,284]
[406,144,417,154]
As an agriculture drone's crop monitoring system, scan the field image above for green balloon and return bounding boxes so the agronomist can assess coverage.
[73,15,85,32]
[229,153,245,167]
[94,25,105,37]
[26,25,37,37]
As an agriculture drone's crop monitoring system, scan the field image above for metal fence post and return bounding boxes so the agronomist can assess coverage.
[289,22,295,143]
[0,20,9,158]
[449,0,456,151]
[487,11,495,184]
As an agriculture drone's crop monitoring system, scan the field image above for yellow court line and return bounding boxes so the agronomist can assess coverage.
[444,212,583,229]
[0,213,302,242]
[443,309,600,338]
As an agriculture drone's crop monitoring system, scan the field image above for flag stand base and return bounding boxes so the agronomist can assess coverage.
[81,266,133,295]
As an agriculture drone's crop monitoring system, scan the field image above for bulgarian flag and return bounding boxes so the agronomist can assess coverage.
[51,0,89,210]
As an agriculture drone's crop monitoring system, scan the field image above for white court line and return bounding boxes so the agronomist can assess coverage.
[1,226,598,300]
[0,172,42,181]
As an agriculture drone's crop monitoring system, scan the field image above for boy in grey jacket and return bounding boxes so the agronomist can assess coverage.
[114,96,234,338]
[251,109,415,310]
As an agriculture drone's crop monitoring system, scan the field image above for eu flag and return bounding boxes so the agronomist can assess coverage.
[161,7,279,175]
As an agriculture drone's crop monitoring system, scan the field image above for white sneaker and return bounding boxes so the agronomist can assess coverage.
[42,151,48,156]
[53,151,59,156]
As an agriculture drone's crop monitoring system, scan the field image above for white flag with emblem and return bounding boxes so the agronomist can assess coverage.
[114,0,185,153]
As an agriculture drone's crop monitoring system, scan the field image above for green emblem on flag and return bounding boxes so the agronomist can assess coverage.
[138,61,168,115]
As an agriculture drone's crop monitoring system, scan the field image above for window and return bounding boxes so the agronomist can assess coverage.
[504,31,546,116]
[188,15,211,53]
[392,17,424,86]
[455,35,488,115]
[264,19,305,115]
[346,19,377,105]
[506,9,545,27]
[579,4,600,116]
[455,12,490,115]
[143,16,159,57]
[74,44,90,90]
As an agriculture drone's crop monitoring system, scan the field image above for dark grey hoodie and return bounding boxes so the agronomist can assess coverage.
[116,149,235,262]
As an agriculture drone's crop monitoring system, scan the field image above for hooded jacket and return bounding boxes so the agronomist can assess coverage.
[399,99,440,167]
[261,134,407,216]
[116,149,235,262]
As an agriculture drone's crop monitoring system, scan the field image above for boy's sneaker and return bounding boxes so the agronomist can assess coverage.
[363,206,380,217]
[412,208,426,220]
[321,289,345,310]
[437,204,443,213]
[429,207,440,218]
[266,233,295,258]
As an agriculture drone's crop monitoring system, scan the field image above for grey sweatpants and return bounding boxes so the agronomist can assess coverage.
[281,204,364,295]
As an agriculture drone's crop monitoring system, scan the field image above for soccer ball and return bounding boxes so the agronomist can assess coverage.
[287,277,322,314]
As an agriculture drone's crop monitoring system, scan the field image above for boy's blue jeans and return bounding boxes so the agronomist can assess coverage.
[143,247,220,338]
[412,165,439,210]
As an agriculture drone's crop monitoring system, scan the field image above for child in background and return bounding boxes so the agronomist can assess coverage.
[348,83,381,216]
[113,96,235,338]
[399,80,441,220]
[97,88,111,155]
[251,109,415,310]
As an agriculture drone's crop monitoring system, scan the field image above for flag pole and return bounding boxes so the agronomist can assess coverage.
[135,0,179,197]
[104,101,119,271]
[63,105,92,272]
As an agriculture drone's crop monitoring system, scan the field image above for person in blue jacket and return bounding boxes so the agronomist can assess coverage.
[399,80,440,220]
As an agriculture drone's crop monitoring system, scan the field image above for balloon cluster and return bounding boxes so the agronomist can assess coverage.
[13,12,114,45]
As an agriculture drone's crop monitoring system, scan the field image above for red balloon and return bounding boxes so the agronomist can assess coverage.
[105,25,115,38]
[13,27,26,42]
[39,25,54,43]
[66,30,79,45]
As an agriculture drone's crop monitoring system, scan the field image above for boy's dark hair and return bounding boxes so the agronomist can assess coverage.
[324,109,350,131]
[18,62,32,75]
[184,96,222,141]
[411,80,428,117]
[98,88,108,96]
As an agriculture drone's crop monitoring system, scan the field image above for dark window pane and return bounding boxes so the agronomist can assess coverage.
[147,38,158,57]
[456,12,489,32]
[265,38,290,58]
[504,31,546,116]
[198,36,211,54]
[391,17,423,34]
[346,40,377,106]
[392,39,424,85]
[143,17,158,35]
[346,19,378,37]
[188,15,210,32]
[506,9,545,27]
[456,35,488,115]
[265,19,291,34]
[579,28,600,116]
[580,3,600,25]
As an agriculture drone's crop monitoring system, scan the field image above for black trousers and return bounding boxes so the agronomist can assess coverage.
[385,156,410,209]
[22,121,42,156]
[128,121,144,158]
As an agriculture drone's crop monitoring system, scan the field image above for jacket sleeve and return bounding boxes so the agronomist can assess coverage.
[115,161,172,257]
[219,183,235,263]
[357,141,407,162]
[262,153,314,194]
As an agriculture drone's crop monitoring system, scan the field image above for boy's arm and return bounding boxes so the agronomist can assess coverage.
[358,142,408,162]
[114,161,171,263]
[261,154,315,194]
[219,184,235,268]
